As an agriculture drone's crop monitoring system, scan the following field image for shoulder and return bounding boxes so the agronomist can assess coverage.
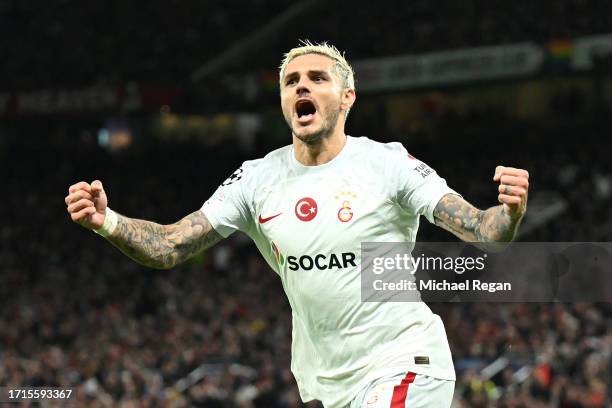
[233,144,293,184]
[349,136,413,162]
[260,143,294,169]
[351,136,408,155]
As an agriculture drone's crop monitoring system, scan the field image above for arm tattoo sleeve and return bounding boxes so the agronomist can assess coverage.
[106,210,223,269]
[433,194,520,243]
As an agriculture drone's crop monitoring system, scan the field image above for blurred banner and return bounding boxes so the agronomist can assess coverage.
[353,43,544,92]
[1,34,610,117]
[348,33,612,93]
[571,33,612,70]
[0,83,181,117]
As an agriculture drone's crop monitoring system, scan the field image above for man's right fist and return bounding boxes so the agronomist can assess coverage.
[65,180,108,230]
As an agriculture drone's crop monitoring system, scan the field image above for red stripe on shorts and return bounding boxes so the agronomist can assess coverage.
[390,371,417,408]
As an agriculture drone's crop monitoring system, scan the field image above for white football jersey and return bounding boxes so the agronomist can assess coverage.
[201,136,457,408]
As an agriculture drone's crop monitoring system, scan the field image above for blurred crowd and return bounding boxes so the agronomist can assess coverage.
[275,0,611,61]
[444,302,611,407]
[2,0,611,89]
[0,109,611,407]
[1,1,611,406]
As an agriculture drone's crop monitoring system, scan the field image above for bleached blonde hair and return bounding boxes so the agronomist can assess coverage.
[279,40,355,91]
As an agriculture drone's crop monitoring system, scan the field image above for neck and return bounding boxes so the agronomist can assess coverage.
[293,129,347,166]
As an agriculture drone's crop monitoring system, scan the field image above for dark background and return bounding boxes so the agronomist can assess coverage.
[1,1,610,406]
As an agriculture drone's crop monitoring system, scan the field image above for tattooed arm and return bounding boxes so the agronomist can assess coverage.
[433,166,529,244]
[106,210,223,269]
[66,180,223,269]
[433,194,521,243]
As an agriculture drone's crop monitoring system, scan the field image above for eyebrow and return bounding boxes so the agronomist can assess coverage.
[283,69,330,82]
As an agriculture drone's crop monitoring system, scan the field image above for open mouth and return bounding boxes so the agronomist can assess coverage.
[295,100,316,123]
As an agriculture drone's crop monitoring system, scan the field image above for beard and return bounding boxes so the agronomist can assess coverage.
[285,103,342,146]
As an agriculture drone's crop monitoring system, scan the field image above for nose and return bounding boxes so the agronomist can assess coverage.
[295,78,310,95]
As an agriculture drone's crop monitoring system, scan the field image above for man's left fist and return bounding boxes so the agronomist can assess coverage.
[493,166,529,219]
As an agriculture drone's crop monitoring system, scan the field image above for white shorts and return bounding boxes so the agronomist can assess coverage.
[349,372,455,408]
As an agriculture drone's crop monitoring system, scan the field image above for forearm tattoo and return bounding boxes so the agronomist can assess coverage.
[106,210,223,269]
[433,194,519,243]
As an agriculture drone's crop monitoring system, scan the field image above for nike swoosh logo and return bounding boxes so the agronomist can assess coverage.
[258,213,282,224]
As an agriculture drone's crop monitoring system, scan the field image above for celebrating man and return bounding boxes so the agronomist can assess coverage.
[65,41,529,407]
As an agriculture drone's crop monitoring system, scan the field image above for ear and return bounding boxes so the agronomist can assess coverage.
[341,88,356,112]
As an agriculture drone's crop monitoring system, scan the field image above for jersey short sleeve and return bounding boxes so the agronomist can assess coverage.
[200,163,253,237]
[385,143,459,224]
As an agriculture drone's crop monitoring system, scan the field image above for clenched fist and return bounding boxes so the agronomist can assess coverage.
[65,180,108,230]
[493,166,529,219]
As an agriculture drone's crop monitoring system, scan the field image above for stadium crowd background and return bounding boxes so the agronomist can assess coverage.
[2,0,612,89]
[1,1,611,407]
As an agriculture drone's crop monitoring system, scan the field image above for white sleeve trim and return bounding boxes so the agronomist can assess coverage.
[200,207,236,238]
[425,189,461,224]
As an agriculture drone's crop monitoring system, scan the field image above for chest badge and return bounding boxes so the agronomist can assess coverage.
[338,201,353,222]
[295,197,317,222]
[335,191,357,223]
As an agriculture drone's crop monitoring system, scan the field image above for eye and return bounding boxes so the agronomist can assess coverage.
[313,75,325,82]
[285,78,297,86]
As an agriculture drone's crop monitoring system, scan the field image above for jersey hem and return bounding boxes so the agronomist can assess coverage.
[322,365,455,408]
